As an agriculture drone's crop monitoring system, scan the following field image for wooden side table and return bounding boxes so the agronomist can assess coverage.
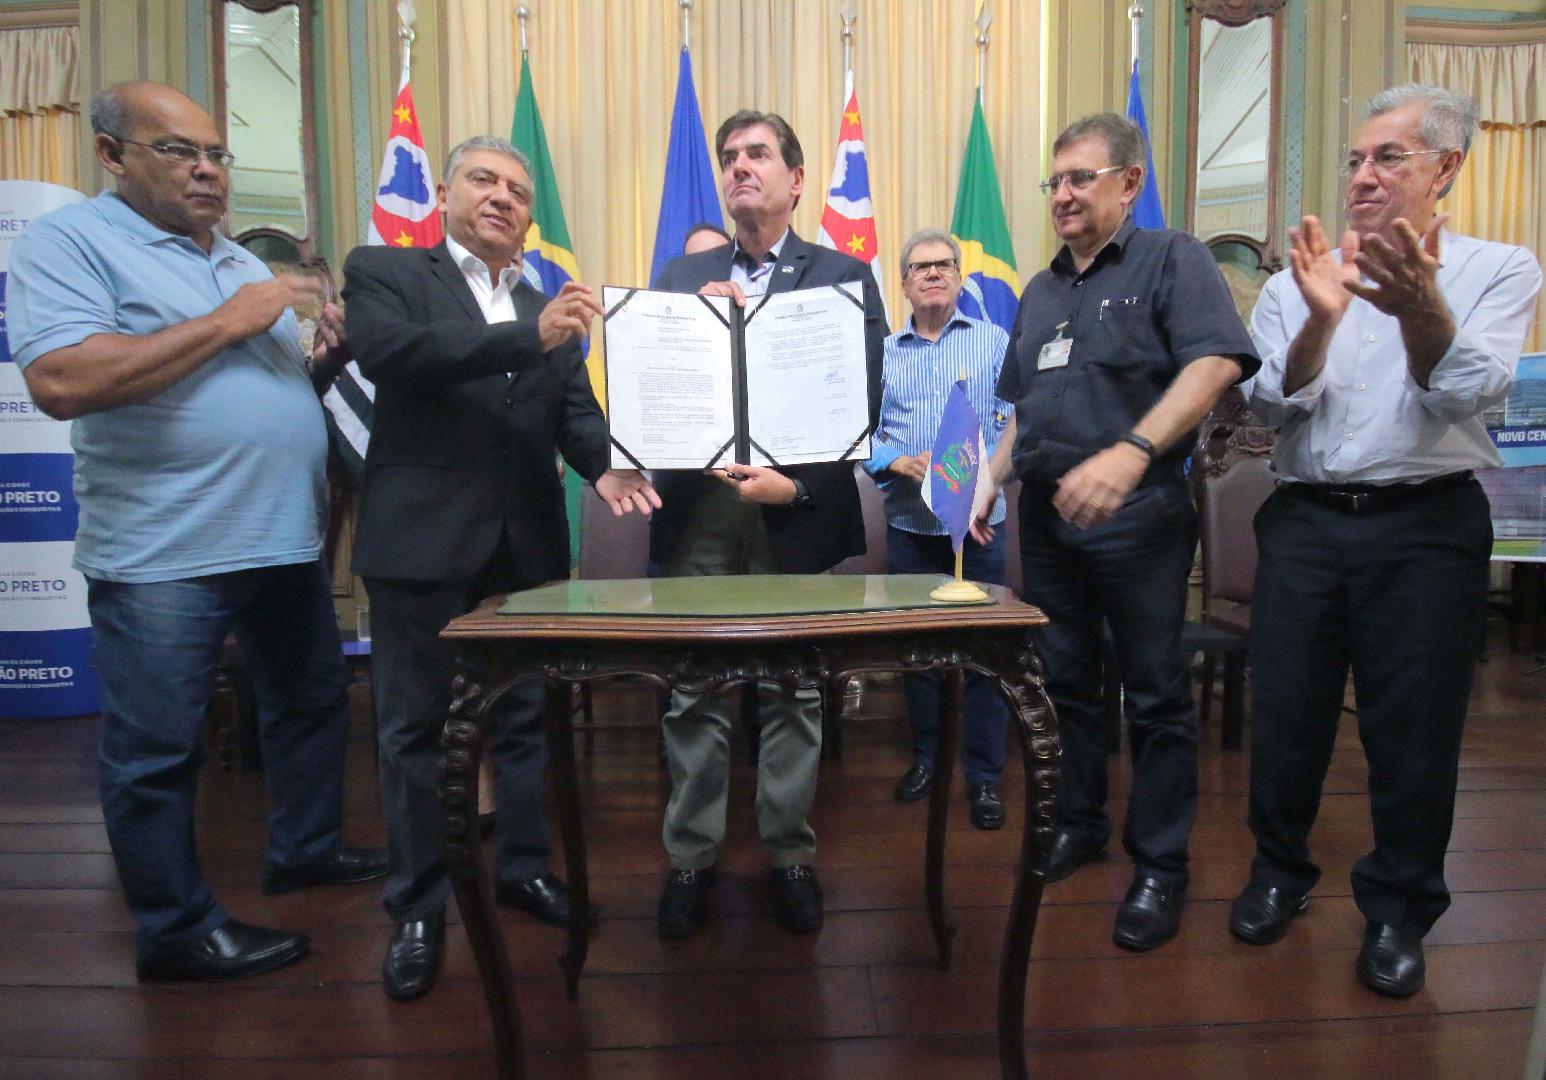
[439,574,1060,1080]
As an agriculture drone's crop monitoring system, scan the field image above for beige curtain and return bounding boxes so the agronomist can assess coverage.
[1411,40,1545,353]
[445,0,1047,333]
[0,25,81,190]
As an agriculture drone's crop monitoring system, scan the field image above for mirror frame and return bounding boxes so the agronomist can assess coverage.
[211,0,321,262]
[1183,0,1287,275]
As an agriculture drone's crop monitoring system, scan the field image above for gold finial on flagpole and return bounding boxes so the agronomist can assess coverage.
[516,4,530,59]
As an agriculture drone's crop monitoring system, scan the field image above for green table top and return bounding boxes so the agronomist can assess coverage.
[496,574,994,618]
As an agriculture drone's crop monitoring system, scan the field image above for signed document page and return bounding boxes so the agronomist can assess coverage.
[603,287,735,470]
[741,285,870,466]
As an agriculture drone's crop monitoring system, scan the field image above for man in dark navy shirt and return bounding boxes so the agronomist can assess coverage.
[973,113,1258,952]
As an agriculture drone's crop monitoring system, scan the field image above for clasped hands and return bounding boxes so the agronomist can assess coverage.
[966,441,1150,544]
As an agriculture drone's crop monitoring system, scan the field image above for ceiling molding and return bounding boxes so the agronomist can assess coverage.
[1406,17,1546,46]
[0,2,78,30]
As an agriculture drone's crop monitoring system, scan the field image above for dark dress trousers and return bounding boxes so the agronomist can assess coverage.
[996,220,1259,888]
[343,243,610,921]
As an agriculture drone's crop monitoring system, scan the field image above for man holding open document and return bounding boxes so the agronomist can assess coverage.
[636,110,885,940]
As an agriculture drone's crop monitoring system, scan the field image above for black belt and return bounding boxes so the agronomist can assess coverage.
[1279,471,1473,514]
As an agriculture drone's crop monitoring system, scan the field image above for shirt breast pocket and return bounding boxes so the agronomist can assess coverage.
[1085,301,1156,371]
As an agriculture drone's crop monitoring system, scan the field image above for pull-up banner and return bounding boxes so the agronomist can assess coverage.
[0,180,98,718]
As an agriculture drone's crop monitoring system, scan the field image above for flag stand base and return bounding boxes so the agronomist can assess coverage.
[930,579,990,604]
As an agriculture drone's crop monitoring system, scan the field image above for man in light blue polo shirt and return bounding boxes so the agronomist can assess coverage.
[6,81,385,983]
[864,228,1012,830]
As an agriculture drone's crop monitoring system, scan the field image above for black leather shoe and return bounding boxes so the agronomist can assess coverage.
[967,782,1006,831]
[770,865,823,933]
[894,763,934,802]
[495,872,598,928]
[383,915,445,1002]
[1355,922,1425,998]
[1040,829,1106,883]
[658,866,717,939]
[1113,876,1185,952]
[136,919,309,983]
[261,843,390,895]
[1229,881,1309,945]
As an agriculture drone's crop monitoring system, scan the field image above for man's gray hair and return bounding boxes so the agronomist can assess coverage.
[899,228,961,276]
[1361,83,1477,197]
[89,85,133,138]
[1053,112,1148,175]
[442,135,532,186]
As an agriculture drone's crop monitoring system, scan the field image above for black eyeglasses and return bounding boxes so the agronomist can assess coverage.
[905,258,959,278]
[115,137,236,169]
[1342,148,1449,176]
[1039,165,1123,195]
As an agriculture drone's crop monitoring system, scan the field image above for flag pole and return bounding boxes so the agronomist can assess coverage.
[516,3,529,58]
[396,0,416,84]
[679,0,691,53]
[1128,2,1142,71]
[975,1,991,113]
[931,367,990,605]
[840,2,855,79]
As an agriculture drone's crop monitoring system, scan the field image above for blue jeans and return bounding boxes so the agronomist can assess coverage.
[87,560,350,951]
[886,526,1008,784]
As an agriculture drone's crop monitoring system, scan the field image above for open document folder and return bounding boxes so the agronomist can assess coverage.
[602,283,872,470]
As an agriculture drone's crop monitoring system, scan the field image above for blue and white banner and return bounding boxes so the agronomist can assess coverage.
[0,180,98,718]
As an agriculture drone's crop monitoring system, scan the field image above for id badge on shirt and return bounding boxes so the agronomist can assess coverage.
[1038,323,1072,371]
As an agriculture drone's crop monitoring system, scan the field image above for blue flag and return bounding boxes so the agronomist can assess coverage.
[650,48,723,284]
[1126,60,1166,230]
[926,382,984,553]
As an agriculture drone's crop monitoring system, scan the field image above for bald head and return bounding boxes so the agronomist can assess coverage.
[92,81,231,252]
[92,81,211,141]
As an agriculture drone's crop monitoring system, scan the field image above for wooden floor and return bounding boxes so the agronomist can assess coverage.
[2,624,1544,1079]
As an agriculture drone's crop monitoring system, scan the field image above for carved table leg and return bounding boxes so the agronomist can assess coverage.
[996,658,1059,1080]
[544,675,590,1001]
[442,670,525,1080]
[925,666,962,970]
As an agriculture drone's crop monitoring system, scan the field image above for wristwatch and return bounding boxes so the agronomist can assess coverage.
[789,478,813,507]
[1118,432,1157,461]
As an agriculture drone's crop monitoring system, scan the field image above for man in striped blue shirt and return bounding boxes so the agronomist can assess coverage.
[864,228,1013,830]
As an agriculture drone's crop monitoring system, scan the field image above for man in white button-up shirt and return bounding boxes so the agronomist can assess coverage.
[1232,85,1542,998]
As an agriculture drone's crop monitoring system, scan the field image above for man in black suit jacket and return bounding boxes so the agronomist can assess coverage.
[650,111,885,940]
[342,135,658,1002]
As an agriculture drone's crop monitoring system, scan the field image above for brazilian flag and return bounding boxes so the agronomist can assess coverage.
[950,92,1020,335]
[512,56,591,564]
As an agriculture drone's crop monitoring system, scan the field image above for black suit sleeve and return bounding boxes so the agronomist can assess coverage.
[553,341,611,486]
[855,268,886,431]
[342,246,551,391]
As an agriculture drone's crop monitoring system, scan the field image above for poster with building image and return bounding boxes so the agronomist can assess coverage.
[1479,353,1546,561]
